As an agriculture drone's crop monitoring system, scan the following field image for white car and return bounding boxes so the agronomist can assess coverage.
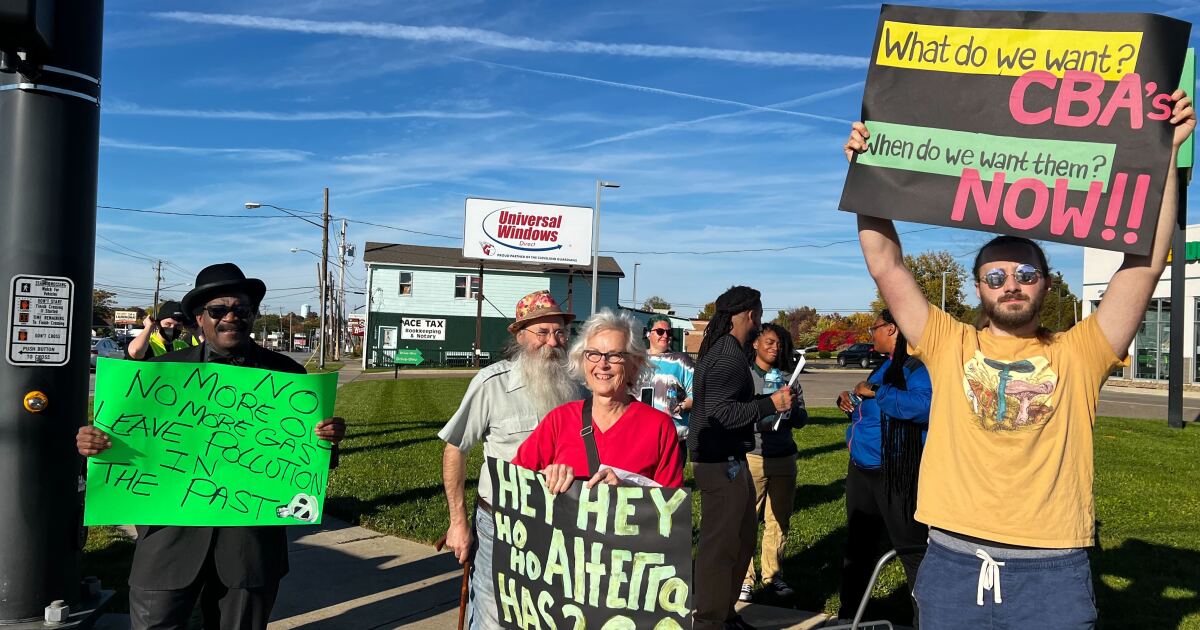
[91,337,123,369]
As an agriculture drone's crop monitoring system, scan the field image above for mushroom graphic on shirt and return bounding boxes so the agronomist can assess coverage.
[983,358,1035,424]
[1004,379,1056,426]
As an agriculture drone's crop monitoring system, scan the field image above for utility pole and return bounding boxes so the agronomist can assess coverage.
[319,187,329,370]
[151,259,162,314]
[0,1,109,624]
[632,262,640,307]
[474,263,484,368]
[336,219,347,362]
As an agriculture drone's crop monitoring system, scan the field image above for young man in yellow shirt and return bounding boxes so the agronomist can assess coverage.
[843,90,1194,628]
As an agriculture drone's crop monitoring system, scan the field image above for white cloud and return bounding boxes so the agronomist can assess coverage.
[153,11,870,69]
[101,137,312,163]
[458,57,855,124]
[104,100,513,122]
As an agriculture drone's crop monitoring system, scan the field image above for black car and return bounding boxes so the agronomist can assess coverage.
[837,343,884,368]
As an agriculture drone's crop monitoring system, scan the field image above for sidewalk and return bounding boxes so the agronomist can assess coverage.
[270,517,846,629]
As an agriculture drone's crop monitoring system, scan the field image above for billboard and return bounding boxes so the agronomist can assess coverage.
[463,198,594,266]
[348,313,365,337]
[401,317,446,341]
[113,310,139,325]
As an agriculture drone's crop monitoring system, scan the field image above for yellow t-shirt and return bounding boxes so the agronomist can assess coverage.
[911,306,1121,548]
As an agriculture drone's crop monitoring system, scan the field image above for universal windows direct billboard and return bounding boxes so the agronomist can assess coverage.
[463,198,594,266]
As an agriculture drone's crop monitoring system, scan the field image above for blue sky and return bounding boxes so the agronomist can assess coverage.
[95,0,1200,317]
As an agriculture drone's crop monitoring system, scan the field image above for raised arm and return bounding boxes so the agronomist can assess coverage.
[845,122,930,343]
[1095,91,1195,358]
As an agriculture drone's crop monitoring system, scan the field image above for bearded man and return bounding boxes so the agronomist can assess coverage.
[438,290,583,629]
[844,90,1194,630]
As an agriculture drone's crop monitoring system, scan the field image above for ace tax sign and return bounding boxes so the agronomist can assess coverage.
[464,198,594,266]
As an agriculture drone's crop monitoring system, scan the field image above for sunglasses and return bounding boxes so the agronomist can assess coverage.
[203,304,253,320]
[649,329,672,337]
[979,264,1042,290]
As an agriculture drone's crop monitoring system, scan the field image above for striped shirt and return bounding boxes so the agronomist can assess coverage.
[687,334,778,463]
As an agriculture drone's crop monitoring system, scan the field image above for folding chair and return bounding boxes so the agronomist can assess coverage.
[823,549,898,630]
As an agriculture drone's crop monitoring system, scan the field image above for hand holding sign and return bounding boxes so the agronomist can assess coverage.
[83,358,338,527]
[840,6,1193,255]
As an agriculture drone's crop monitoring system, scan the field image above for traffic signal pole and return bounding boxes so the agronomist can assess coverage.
[0,1,110,625]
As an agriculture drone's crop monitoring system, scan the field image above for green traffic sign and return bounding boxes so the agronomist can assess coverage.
[393,349,425,365]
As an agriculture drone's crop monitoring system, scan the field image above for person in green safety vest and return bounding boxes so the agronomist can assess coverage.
[124,300,199,360]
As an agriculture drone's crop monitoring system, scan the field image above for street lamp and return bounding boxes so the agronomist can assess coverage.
[633,262,641,308]
[940,270,952,311]
[246,188,331,369]
[593,180,620,316]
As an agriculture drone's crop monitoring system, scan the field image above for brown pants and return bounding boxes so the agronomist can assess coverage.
[743,453,798,586]
[692,460,757,630]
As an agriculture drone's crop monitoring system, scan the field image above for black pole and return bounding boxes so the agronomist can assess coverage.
[0,1,105,622]
[1168,170,1189,429]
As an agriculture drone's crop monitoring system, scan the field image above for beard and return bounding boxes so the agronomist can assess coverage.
[517,344,579,418]
[981,289,1045,330]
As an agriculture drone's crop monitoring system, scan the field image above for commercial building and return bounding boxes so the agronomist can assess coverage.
[1082,225,1200,383]
[363,242,623,367]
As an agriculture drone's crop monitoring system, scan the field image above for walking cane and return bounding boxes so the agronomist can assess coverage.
[435,535,471,630]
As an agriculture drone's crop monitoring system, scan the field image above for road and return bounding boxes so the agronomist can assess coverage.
[88,359,1193,423]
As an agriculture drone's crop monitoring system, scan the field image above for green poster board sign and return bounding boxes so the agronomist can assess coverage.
[393,349,424,365]
[1180,48,1194,169]
[84,358,337,527]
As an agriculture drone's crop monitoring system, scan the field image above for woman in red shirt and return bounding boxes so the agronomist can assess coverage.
[513,309,684,491]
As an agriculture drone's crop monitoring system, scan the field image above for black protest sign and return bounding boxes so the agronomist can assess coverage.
[840,5,1191,254]
[487,457,693,629]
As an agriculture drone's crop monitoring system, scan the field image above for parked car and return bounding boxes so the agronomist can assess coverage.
[837,343,884,368]
[91,337,123,369]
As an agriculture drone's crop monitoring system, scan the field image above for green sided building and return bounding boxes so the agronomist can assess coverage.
[363,242,624,367]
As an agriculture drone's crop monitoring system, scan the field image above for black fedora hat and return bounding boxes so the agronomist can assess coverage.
[180,263,267,318]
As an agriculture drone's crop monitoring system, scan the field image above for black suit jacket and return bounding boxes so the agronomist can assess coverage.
[128,342,313,590]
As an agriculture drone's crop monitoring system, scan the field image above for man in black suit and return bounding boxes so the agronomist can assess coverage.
[77,263,346,630]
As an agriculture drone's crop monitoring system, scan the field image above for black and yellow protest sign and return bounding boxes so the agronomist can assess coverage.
[487,458,693,629]
[84,358,337,526]
[840,5,1191,254]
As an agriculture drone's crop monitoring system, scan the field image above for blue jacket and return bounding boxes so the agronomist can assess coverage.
[846,356,931,469]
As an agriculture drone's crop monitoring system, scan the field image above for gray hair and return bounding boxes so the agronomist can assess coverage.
[567,309,648,395]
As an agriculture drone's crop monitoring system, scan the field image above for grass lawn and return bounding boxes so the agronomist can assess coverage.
[326,379,1200,629]
[305,360,345,373]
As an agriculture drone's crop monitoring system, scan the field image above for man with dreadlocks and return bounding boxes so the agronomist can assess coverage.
[689,286,794,630]
[834,309,930,623]
[844,89,1194,629]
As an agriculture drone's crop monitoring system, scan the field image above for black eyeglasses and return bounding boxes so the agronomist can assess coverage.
[980,264,1042,290]
[650,329,672,337]
[583,350,628,364]
[868,322,892,333]
[203,304,253,320]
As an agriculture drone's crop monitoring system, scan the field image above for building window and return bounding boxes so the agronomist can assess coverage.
[1134,298,1170,381]
[454,275,481,299]
[399,272,413,296]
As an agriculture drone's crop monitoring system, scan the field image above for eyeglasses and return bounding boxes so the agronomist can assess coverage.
[868,322,892,333]
[980,264,1042,290]
[650,329,672,337]
[203,304,253,320]
[526,328,567,342]
[583,350,628,364]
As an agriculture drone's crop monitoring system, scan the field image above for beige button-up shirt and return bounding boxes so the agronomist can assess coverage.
[438,359,544,506]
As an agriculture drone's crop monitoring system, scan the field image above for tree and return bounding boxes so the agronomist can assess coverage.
[642,296,671,311]
[871,250,969,318]
[774,306,819,347]
[696,302,716,320]
[1040,272,1082,332]
[93,289,117,323]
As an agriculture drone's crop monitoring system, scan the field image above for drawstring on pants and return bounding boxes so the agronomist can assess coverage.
[975,549,1004,606]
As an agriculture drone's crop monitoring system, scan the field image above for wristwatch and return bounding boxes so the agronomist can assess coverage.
[868,382,880,393]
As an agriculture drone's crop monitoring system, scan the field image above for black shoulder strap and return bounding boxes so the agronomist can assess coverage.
[579,398,601,477]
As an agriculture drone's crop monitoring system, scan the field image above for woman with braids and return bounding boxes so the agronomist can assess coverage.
[690,286,795,630]
[740,323,807,603]
[834,309,931,624]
